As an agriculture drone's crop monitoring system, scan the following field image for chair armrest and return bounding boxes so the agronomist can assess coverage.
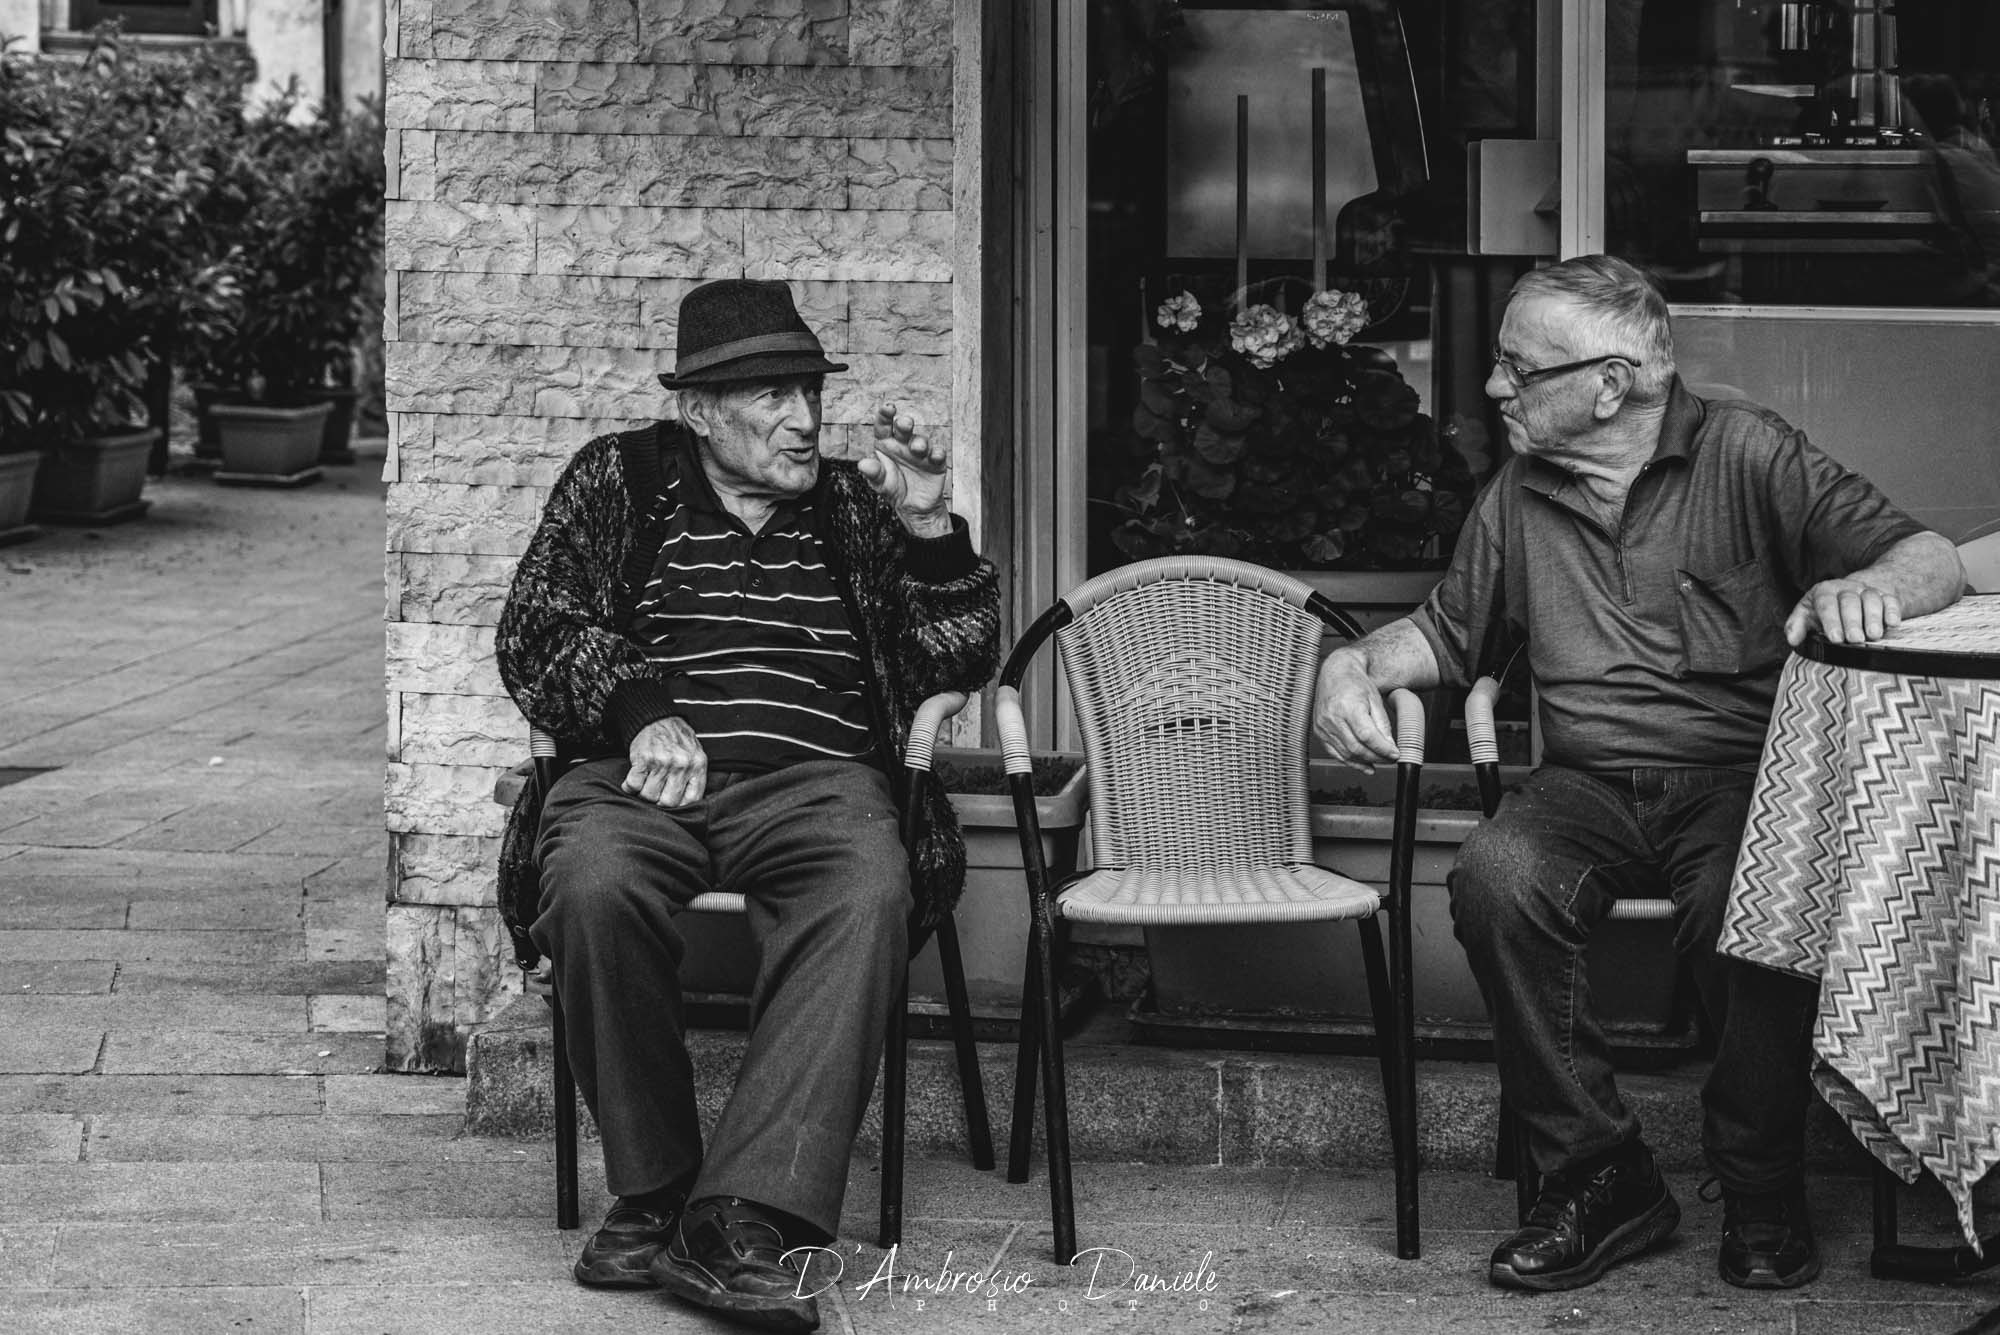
[904,692,971,772]
[1464,676,1502,765]
[1389,688,1425,765]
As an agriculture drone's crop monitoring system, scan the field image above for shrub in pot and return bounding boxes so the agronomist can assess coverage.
[0,31,237,518]
[192,88,385,470]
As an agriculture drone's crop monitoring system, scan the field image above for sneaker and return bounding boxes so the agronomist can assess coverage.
[1489,1145,1681,1291]
[573,1197,680,1288]
[650,1196,820,1333]
[1716,1182,1821,1289]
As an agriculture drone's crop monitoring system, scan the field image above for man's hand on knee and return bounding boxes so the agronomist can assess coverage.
[626,717,709,807]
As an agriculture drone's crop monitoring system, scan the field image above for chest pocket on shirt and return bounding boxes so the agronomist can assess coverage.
[1676,559,1786,677]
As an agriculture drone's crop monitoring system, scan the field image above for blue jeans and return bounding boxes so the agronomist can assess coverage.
[1448,765,1819,1193]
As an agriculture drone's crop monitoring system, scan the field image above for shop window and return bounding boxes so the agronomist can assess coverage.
[1607,0,2000,307]
[70,0,216,37]
[1082,0,1537,579]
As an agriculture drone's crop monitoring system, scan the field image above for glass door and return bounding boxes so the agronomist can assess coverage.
[1022,0,1553,753]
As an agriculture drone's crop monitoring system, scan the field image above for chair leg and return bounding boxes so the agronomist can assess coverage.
[1355,916,1399,1129]
[1029,910,1076,1263]
[935,911,995,1171]
[1387,901,1420,1260]
[1007,934,1040,1185]
[1500,1102,1536,1224]
[879,962,910,1249]
[551,987,580,1231]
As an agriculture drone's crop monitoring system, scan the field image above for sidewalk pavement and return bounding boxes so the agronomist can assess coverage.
[0,456,1995,1333]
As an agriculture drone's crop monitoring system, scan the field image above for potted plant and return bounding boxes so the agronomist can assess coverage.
[0,31,235,522]
[194,88,384,480]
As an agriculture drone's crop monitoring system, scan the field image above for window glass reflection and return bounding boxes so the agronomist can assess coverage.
[1607,0,2000,306]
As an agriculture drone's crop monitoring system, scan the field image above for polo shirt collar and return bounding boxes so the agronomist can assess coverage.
[1518,373,1703,494]
[663,419,810,524]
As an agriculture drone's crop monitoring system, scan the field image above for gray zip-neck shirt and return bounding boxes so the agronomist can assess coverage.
[1412,377,1925,770]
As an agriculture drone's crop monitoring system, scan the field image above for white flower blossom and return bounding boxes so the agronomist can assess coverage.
[1155,290,1203,333]
[1229,304,1304,369]
[1302,288,1370,348]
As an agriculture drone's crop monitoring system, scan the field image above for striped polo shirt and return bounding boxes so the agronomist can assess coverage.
[627,439,877,776]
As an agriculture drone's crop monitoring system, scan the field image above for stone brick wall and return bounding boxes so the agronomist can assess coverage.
[382,0,979,1071]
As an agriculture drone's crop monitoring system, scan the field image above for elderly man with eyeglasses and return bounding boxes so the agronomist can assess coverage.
[1312,254,1965,1295]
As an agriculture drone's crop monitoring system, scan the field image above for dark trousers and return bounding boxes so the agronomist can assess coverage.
[1448,765,1820,1193]
[530,757,910,1237]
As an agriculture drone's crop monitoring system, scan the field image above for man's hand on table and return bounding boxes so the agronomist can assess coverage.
[1786,579,1903,647]
[625,717,708,807]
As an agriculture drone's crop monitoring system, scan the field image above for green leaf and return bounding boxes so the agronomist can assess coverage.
[1192,421,1246,465]
[1205,397,1260,433]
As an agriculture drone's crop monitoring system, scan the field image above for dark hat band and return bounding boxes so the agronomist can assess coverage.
[673,331,826,377]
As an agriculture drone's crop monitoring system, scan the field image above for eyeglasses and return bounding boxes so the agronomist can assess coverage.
[1491,348,1643,389]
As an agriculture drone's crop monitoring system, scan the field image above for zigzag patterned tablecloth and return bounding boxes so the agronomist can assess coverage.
[1721,595,2000,1247]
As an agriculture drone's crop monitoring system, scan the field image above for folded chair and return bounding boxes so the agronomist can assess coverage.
[514,691,994,1248]
[957,555,1426,1263]
[1465,676,1677,1224]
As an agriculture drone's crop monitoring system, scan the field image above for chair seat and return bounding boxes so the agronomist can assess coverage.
[1055,862,1382,925]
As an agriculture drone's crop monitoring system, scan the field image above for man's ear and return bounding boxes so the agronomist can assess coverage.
[1593,360,1637,420]
[678,391,709,438]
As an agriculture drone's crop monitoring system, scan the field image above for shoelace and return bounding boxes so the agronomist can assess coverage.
[1525,1164,1618,1230]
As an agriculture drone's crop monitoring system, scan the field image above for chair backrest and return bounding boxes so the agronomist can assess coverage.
[1960,529,2000,594]
[1052,558,1330,876]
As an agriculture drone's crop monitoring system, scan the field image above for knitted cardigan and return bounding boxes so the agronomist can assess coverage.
[493,423,1001,959]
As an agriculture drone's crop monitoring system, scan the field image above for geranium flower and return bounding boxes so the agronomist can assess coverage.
[1154,290,1202,333]
[1302,288,1369,348]
[1228,304,1303,369]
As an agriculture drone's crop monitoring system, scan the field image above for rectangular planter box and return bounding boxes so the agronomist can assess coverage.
[31,427,157,524]
[0,451,43,537]
[212,401,331,485]
[1141,762,1686,1046]
[908,748,1089,1010]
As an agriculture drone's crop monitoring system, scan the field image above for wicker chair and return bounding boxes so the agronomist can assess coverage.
[1465,676,1677,1223]
[518,690,993,1249]
[956,556,1426,1263]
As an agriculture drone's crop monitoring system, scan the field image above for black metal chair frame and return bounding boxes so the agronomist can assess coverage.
[523,695,996,1249]
[987,558,1424,1263]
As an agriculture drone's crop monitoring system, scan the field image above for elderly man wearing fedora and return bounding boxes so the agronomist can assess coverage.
[495,278,999,1333]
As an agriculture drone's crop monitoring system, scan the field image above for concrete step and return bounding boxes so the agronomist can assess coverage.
[465,994,1879,1177]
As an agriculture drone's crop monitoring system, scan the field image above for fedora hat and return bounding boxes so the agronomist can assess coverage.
[656,279,848,389]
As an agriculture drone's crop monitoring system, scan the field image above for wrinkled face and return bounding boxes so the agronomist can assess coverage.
[1485,294,1604,461]
[686,376,824,503]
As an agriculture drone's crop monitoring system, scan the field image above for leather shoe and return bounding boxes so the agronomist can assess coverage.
[650,1196,820,1332]
[1718,1184,1821,1289]
[573,1197,680,1288]
[1489,1146,1681,1291]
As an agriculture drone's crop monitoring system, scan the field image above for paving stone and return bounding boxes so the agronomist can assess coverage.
[0,893,129,929]
[0,1074,323,1117]
[0,961,116,994]
[0,1116,83,1164]
[300,1283,638,1333]
[113,959,385,996]
[0,995,307,1033]
[321,1159,552,1219]
[0,847,326,890]
[124,892,306,932]
[82,1114,527,1163]
[46,1218,565,1288]
[236,825,387,858]
[0,929,304,964]
[323,1073,467,1116]
[98,1030,383,1077]
[0,1224,54,1287]
[311,995,388,1033]
[0,1029,102,1076]
[2,1287,304,1334]
[0,1162,323,1223]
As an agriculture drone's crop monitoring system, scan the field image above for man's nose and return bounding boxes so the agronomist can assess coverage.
[1484,362,1514,403]
[780,388,819,431]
